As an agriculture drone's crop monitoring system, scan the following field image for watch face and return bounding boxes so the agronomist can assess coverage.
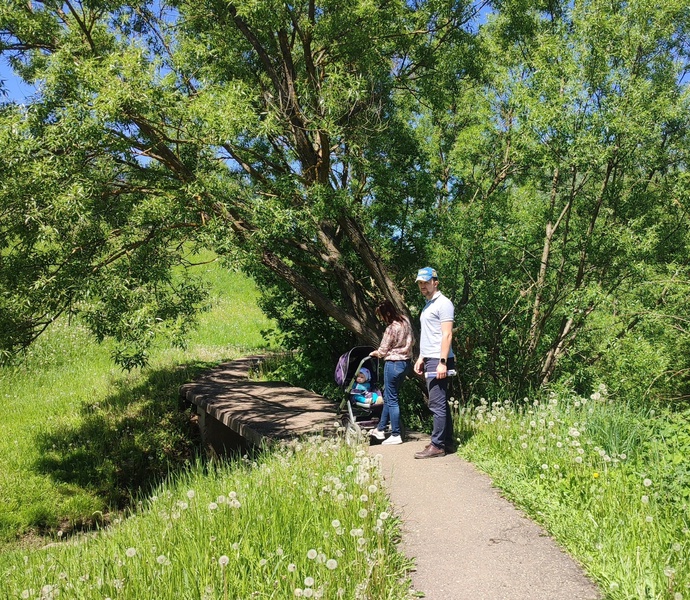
[440,359,446,364]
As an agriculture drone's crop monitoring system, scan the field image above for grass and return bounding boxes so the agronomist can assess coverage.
[0,257,272,549]
[0,438,413,600]
[0,258,415,599]
[453,388,690,600]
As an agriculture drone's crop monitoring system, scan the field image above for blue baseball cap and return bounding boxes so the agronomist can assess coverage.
[415,267,438,282]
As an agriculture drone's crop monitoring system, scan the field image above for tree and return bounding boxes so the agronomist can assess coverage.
[428,0,690,402]
[0,0,481,367]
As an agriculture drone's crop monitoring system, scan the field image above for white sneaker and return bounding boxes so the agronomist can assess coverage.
[382,434,402,445]
[369,428,385,441]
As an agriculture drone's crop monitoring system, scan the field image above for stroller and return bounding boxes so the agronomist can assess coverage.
[335,346,384,439]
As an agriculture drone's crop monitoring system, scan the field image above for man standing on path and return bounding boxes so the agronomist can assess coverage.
[413,267,455,459]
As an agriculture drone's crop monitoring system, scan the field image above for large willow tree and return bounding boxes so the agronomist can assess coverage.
[0,0,479,366]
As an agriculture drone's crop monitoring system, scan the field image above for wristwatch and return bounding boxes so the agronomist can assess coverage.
[439,358,447,365]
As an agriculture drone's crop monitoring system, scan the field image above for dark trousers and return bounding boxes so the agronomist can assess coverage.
[424,357,455,450]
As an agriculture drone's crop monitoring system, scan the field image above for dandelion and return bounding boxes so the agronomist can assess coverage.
[643,478,652,487]
[665,567,676,578]
[259,558,268,567]
[303,589,314,598]
[360,495,368,502]
[674,593,682,600]
[307,549,318,560]
[218,555,229,567]
[331,519,341,528]
[209,502,218,511]
[368,485,378,494]
[609,582,619,591]
[359,508,368,518]
[187,489,196,499]
[641,495,649,504]
[294,588,303,597]
[592,472,599,478]
[379,512,389,520]
[125,547,137,557]
[304,577,315,587]
[288,563,297,572]
[645,516,653,523]
[157,555,168,565]
[541,464,548,470]
[276,547,284,556]
[521,443,528,449]
[326,559,338,570]
[673,543,682,552]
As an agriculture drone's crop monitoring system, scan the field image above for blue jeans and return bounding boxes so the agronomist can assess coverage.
[377,360,409,436]
[424,357,455,450]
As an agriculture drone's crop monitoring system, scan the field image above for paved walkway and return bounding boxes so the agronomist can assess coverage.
[371,433,601,599]
[181,357,602,599]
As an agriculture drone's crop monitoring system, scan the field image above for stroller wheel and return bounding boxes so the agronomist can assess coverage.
[344,421,362,446]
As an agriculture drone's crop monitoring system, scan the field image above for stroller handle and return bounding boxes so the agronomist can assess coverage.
[425,369,456,379]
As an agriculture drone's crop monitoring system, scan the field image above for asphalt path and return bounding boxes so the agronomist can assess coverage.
[370,433,602,600]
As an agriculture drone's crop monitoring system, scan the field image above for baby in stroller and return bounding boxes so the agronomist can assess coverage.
[350,367,382,406]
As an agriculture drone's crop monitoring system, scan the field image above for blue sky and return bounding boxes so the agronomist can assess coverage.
[1,58,37,103]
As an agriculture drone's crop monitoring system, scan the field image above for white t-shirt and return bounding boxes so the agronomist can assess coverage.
[419,291,454,359]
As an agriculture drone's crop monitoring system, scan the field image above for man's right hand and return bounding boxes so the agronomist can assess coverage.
[414,357,424,375]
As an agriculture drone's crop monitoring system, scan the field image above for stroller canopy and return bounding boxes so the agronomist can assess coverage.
[334,346,378,387]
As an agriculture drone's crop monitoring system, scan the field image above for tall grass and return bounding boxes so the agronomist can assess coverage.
[0,437,413,600]
[454,388,690,600]
[0,257,272,549]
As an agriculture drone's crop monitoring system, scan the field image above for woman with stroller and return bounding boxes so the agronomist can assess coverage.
[369,300,414,445]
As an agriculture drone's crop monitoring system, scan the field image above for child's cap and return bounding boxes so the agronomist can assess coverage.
[357,367,371,382]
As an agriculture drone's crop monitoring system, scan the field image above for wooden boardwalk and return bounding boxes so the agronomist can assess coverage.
[179,356,338,454]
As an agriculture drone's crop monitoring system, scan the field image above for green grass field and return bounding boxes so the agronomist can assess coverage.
[0,257,272,550]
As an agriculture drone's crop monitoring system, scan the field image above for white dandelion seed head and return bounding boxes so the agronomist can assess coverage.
[664,567,676,578]
[359,508,368,518]
[186,489,196,499]
[304,577,315,587]
[303,589,314,598]
[294,588,303,597]
[641,495,649,504]
[307,549,318,560]
[208,502,218,511]
[326,559,338,570]
[360,495,368,502]
[331,519,341,528]
[643,478,652,487]
[218,555,229,567]
[288,563,297,572]
[379,512,389,520]
[259,558,267,567]
[645,516,653,523]
[368,485,377,494]
[125,547,137,558]
[574,456,583,464]
[157,555,168,565]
